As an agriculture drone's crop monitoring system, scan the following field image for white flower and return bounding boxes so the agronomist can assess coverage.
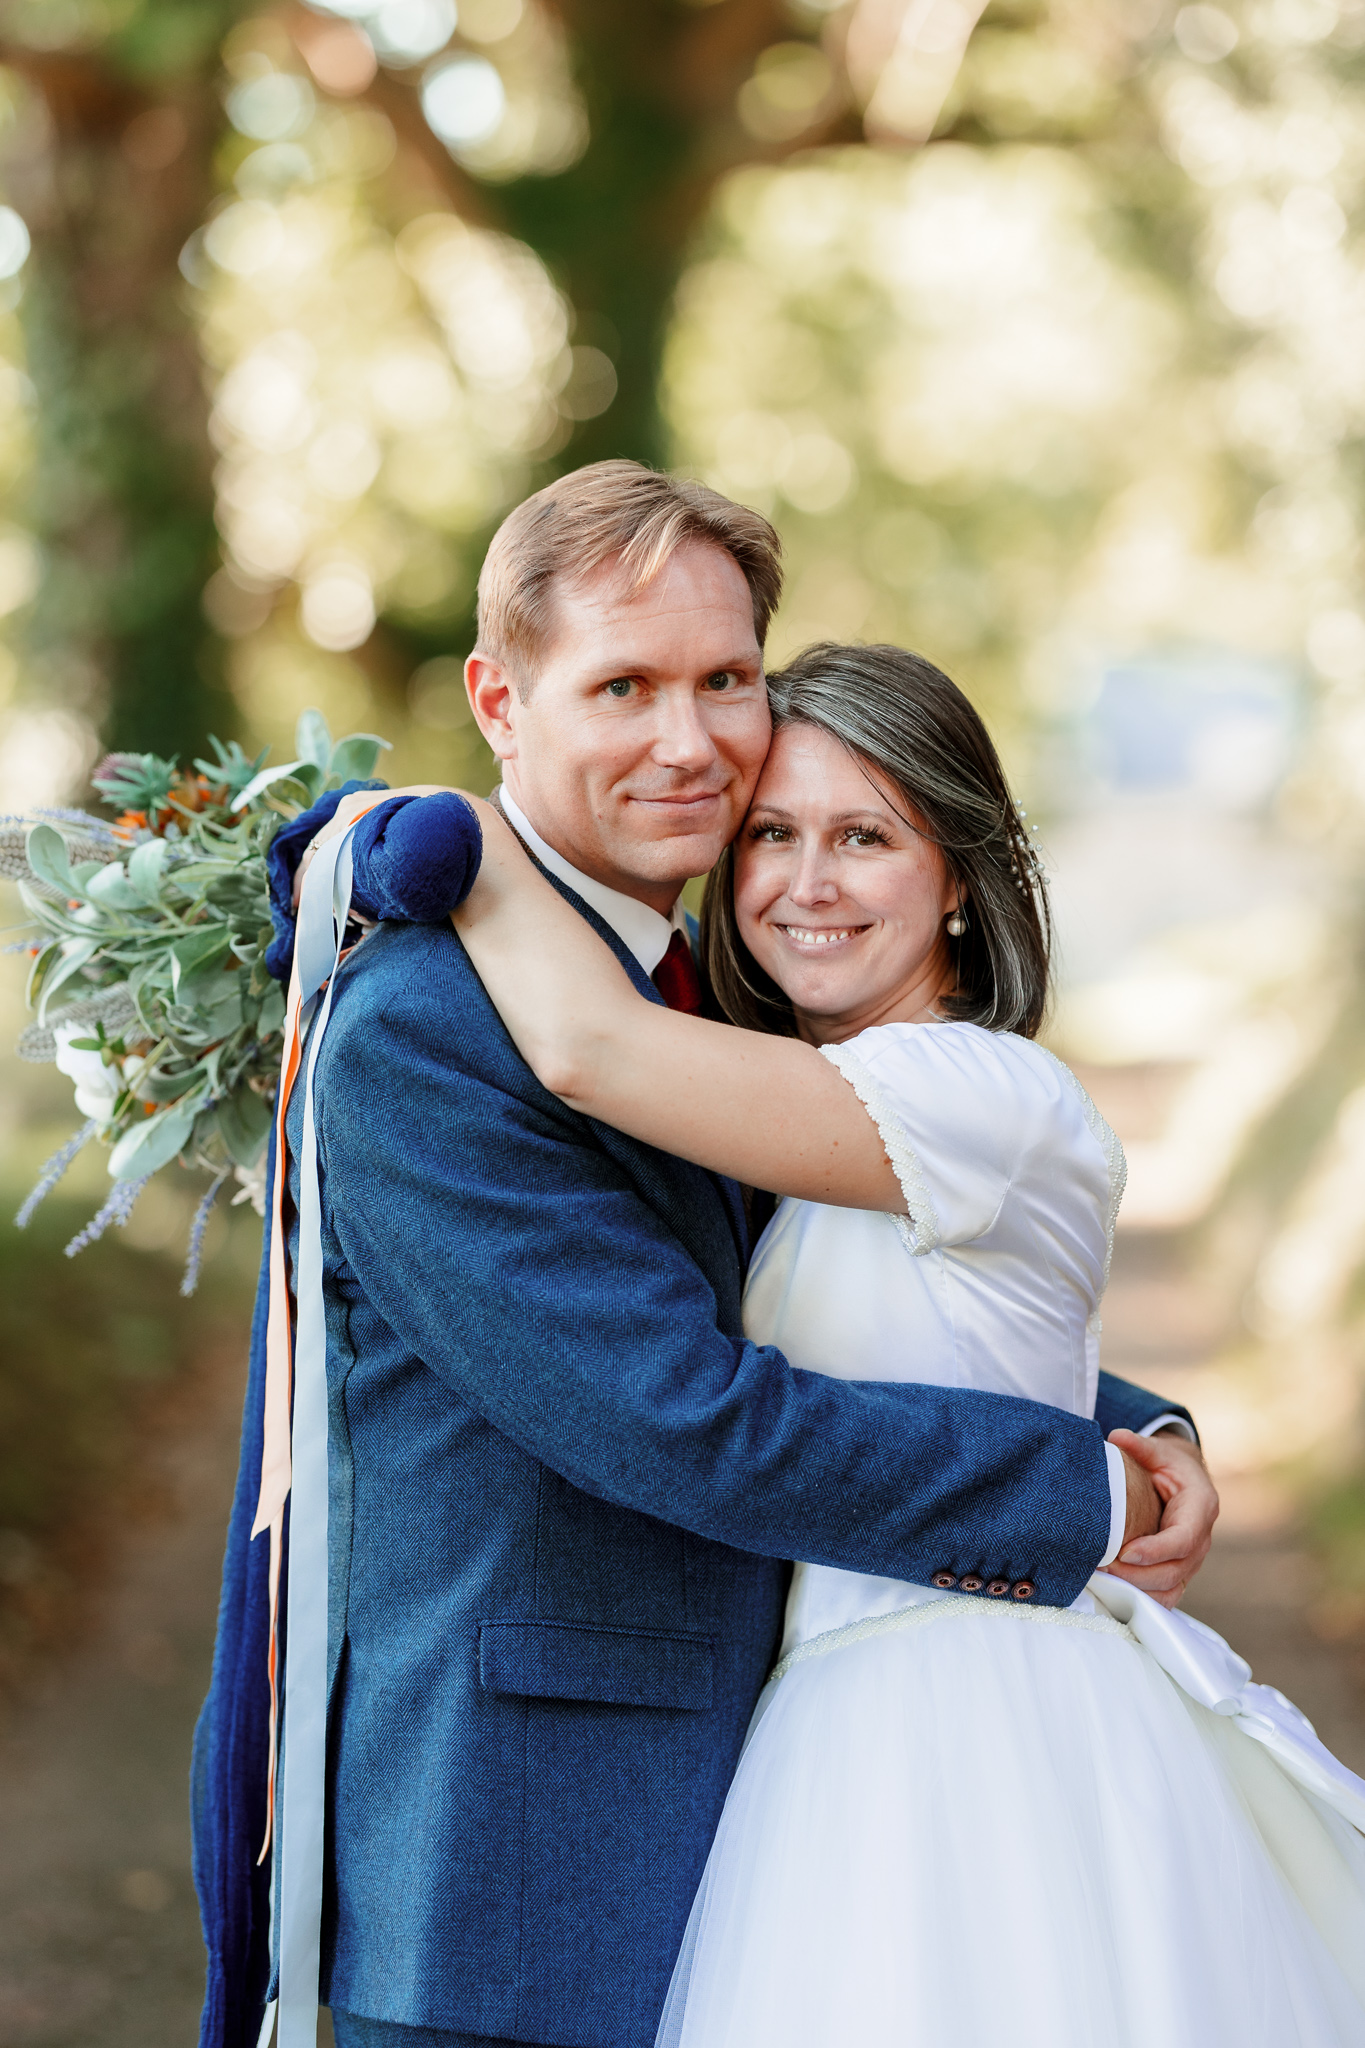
[53,1023,123,1127]
[232,1154,268,1216]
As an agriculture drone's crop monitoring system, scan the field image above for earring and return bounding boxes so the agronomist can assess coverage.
[946,910,966,937]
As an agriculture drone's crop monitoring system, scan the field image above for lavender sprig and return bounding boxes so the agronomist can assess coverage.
[63,1174,151,1257]
[15,1119,99,1228]
[181,1168,230,1296]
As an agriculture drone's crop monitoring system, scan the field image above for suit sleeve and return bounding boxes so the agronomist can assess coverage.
[1095,1371,1199,1445]
[317,964,1118,1608]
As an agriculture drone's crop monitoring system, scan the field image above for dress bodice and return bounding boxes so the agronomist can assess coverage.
[741,1020,1126,1651]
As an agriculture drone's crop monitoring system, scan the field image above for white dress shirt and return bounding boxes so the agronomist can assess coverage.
[498,788,1187,1567]
[498,786,688,975]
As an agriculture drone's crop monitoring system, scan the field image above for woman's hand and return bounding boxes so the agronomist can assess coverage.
[1102,1428,1220,1609]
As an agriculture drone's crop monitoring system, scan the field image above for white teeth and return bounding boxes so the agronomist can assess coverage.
[783,927,855,946]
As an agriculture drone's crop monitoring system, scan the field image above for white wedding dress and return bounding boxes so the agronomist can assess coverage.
[656,1020,1365,2048]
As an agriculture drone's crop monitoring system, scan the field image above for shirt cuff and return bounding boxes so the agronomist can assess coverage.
[1139,1413,1196,1442]
[1099,1440,1128,1568]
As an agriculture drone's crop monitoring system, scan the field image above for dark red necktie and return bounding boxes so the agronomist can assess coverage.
[653,929,703,1015]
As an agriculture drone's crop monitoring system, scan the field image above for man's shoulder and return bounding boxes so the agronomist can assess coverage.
[324,920,498,1076]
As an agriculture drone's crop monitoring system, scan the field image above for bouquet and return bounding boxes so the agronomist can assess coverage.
[2,711,390,1291]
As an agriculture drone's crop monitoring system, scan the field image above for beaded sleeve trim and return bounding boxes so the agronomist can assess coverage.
[1033,1044,1127,1301]
[818,1041,940,1257]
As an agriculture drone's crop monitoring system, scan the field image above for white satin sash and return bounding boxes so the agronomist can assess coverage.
[1084,1575,1365,1832]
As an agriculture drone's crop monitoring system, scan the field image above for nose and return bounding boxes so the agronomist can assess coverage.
[784,844,840,909]
[650,690,720,775]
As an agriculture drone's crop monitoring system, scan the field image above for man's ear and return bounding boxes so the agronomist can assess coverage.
[466,652,518,760]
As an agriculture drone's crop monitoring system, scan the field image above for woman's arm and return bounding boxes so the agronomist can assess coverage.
[455,798,905,1213]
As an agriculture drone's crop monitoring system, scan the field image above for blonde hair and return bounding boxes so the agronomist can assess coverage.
[476,460,783,680]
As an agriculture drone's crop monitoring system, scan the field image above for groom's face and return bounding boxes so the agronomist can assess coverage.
[467,540,770,913]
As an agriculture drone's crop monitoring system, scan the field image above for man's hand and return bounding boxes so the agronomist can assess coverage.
[292,785,447,908]
[1102,1428,1219,1610]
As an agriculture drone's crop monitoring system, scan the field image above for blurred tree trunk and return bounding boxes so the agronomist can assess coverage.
[497,0,858,471]
[0,15,242,761]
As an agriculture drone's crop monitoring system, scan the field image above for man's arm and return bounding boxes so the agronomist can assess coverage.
[319,938,1125,1610]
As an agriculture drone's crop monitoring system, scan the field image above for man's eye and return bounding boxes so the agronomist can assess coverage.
[704,670,739,691]
[605,678,634,698]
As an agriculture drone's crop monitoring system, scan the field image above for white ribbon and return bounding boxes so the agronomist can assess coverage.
[1086,1575,1365,1832]
[272,826,361,2048]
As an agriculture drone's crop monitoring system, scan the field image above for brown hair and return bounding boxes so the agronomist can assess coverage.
[701,642,1051,1039]
[476,460,783,680]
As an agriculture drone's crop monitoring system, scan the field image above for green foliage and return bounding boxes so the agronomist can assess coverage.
[9,710,391,1278]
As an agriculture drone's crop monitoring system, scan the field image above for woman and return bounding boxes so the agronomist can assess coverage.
[357,643,1365,2045]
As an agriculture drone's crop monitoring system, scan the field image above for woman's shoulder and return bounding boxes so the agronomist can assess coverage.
[837,1018,1047,1094]
[833,1022,1114,1160]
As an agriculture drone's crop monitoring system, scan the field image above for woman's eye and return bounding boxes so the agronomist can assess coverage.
[605,678,635,699]
[846,828,889,848]
[749,822,791,843]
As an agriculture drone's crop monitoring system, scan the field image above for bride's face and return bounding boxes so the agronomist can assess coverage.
[732,723,960,1043]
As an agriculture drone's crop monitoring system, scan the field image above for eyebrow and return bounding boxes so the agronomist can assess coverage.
[592,653,762,679]
[750,804,900,824]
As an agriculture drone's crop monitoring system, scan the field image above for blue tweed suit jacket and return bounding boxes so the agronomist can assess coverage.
[264,882,1186,2046]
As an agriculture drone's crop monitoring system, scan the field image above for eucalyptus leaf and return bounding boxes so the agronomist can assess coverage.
[128,838,170,905]
[26,823,76,897]
[26,939,60,1010]
[256,982,286,1037]
[133,1066,202,1105]
[218,1082,272,1165]
[108,1096,202,1181]
[327,734,393,785]
[263,777,315,813]
[171,925,233,994]
[86,863,146,911]
[296,709,333,771]
[37,940,100,1023]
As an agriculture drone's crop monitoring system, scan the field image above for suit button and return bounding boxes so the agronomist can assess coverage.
[986,1578,1010,1597]
[959,1574,984,1593]
[1012,1580,1036,1601]
[930,1571,958,1590]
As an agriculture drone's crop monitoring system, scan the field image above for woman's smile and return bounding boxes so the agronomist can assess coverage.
[774,922,873,951]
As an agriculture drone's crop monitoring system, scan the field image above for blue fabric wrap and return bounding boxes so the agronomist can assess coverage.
[191,1125,277,2048]
[189,858,1195,2048]
[265,782,390,985]
[350,792,483,924]
[266,789,482,989]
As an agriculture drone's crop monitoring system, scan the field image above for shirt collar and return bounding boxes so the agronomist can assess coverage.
[498,786,687,976]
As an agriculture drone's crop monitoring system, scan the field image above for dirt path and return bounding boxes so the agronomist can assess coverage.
[0,1339,244,2048]
[0,1237,1360,2046]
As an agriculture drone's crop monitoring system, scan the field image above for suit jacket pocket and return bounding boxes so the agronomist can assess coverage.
[478,1620,714,1711]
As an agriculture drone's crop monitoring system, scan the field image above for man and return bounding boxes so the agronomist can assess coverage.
[194,461,1214,2048]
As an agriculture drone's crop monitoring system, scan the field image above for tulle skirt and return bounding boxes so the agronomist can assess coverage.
[656,1598,1365,2048]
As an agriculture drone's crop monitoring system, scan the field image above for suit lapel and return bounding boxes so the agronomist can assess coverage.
[490,801,750,1267]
